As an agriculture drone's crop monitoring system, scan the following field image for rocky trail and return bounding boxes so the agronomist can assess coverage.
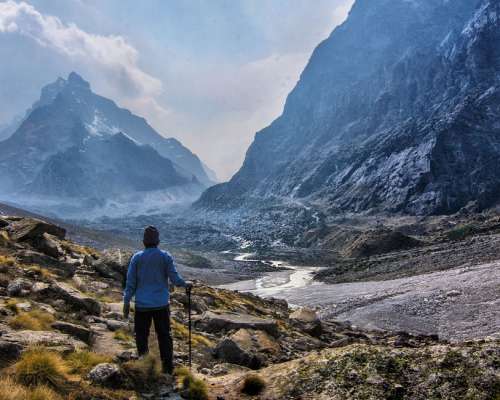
[0,215,498,399]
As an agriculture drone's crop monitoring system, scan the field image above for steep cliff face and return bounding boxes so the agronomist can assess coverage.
[198,0,500,215]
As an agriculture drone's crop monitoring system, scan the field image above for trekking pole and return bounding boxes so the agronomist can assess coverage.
[187,285,192,371]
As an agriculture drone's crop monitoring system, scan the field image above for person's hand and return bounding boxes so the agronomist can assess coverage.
[185,281,193,294]
[123,303,130,319]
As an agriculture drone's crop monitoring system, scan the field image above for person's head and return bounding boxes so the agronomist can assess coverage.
[143,226,160,248]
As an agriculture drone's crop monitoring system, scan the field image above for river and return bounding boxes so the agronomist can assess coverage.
[218,252,325,304]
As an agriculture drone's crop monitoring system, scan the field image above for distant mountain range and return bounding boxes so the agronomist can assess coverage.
[0,72,215,217]
[197,0,500,216]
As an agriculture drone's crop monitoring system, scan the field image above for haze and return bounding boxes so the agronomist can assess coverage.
[0,0,353,180]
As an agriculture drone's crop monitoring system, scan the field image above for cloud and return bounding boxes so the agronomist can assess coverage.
[0,0,166,118]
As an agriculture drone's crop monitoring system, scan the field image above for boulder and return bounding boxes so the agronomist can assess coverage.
[0,330,87,353]
[32,282,50,294]
[289,307,323,337]
[93,261,122,280]
[16,250,76,277]
[50,281,101,315]
[213,338,262,369]
[51,321,94,344]
[0,340,23,362]
[87,363,122,387]
[7,278,31,297]
[8,218,66,242]
[196,311,279,337]
[105,319,128,332]
[34,233,64,259]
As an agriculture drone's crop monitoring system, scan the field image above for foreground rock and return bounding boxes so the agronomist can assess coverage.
[50,281,102,315]
[8,218,66,242]
[197,311,279,337]
[0,330,87,353]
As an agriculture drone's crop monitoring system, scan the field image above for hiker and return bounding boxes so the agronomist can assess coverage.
[123,226,192,374]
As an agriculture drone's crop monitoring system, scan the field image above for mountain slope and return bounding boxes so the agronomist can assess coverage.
[30,132,192,198]
[197,0,500,215]
[0,72,213,191]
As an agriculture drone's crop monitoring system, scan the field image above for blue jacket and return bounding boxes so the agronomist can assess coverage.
[123,247,186,309]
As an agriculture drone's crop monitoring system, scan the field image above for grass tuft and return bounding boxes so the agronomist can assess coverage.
[122,354,162,390]
[15,347,68,387]
[113,329,133,342]
[171,319,213,347]
[5,298,20,314]
[241,373,266,395]
[9,310,55,331]
[26,385,62,400]
[0,377,28,400]
[174,367,208,400]
[0,254,16,266]
[66,351,112,375]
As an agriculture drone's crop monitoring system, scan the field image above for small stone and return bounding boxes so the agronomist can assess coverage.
[7,278,31,296]
[87,363,122,387]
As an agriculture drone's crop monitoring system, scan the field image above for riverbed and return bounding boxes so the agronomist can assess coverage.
[218,252,500,342]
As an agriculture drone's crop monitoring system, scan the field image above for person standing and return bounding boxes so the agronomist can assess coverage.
[123,226,192,374]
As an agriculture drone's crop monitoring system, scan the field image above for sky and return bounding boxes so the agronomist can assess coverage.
[0,0,353,181]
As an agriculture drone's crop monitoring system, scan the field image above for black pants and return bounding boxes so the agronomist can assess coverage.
[134,306,173,373]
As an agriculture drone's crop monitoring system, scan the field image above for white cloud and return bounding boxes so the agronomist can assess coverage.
[0,0,166,118]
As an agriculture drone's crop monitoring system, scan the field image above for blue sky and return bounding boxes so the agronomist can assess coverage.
[0,0,353,180]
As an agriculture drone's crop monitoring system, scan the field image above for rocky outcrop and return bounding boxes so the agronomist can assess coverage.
[0,330,87,353]
[8,218,66,242]
[196,311,279,337]
[50,281,101,315]
[197,0,500,217]
[51,321,94,344]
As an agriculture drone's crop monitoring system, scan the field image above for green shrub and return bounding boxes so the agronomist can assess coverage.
[241,374,266,396]
[446,225,476,241]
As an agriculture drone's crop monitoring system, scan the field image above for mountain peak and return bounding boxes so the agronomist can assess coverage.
[67,72,90,89]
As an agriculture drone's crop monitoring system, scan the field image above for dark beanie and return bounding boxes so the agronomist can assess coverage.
[143,226,160,247]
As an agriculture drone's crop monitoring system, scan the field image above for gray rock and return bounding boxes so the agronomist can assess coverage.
[8,218,66,242]
[213,338,262,369]
[51,321,94,344]
[289,307,322,338]
[7,278,31,296]
[32,282,50,294]
[0,340,23,362]
[34,233,64,259]
[105,319,128,332]
[50,281,101,315]
[87,363,122,387]
[196,311,279,337]
[0,330,87,353]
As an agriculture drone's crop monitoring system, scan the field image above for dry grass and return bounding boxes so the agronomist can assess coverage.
[0,378,62,400]
[174,367,209,400]
[9,310,55,331]
[171,319,213,347]
[0,254,16,266]
[122,354,162,390]
[0,377,29,400]
[66,351,112,375]
[113,329,133,342]
[26,265,53,280]
[15,347,68,387]
[5,298,20,314]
